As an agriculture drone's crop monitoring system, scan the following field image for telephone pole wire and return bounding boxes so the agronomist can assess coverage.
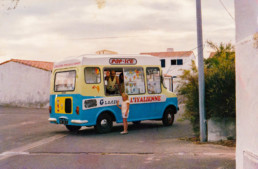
[196,0,207,142]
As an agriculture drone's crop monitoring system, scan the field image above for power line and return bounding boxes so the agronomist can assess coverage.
[218,0,235,21]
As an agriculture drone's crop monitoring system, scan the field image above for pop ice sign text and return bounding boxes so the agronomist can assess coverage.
[109,58,137,65]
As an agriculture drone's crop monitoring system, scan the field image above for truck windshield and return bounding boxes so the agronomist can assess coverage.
[54,70,76,92]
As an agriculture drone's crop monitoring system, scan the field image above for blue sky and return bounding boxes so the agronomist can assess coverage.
[0,0,235,62]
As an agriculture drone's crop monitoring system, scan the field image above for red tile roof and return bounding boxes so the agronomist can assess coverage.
[140,51,193,58]
[0,59,53,71]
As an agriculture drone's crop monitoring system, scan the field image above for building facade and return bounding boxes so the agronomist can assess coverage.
[235,0,258,168]
[0,59,53,108]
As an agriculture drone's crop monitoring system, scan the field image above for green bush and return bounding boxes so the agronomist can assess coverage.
[177,42,235,135]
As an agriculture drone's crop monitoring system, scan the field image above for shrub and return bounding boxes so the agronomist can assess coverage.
[177,41,235,135]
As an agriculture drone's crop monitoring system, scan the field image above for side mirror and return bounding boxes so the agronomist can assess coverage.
[160,75,164,84]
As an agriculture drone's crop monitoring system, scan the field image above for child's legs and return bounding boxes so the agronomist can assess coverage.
[123,118,128,132]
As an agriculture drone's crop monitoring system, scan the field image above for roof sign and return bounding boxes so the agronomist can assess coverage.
[109,58,137,65]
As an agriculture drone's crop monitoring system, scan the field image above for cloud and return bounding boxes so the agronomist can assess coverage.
[0,0,235,61]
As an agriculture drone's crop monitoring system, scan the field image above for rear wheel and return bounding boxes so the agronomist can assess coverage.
[162,107,175,126]
[94,113,113,134]
[65,125,81,132]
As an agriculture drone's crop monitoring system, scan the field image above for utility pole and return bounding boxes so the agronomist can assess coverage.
[196,0,207,142]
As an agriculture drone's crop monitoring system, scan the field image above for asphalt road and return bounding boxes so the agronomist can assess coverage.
[0,106,235,169]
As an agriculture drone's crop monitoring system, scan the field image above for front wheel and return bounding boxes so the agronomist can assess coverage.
[162,107,175,126]
[132,121,141,125]
[65,125,81,132]
[94,113,113,134]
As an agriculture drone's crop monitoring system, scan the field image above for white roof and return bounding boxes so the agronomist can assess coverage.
[53,54,161,69]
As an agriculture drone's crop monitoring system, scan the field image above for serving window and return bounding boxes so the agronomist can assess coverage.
[146,67,161,94]
[103,68,123,96]
[124,67,145,95]
[85,67,101,84]
[54,70,76,92]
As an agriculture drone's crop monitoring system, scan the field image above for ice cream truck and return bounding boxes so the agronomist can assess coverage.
[48,55,178,133]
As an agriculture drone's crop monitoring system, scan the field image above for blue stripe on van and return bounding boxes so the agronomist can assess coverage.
[49,94,178,126]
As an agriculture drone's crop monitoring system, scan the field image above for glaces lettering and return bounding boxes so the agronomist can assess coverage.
[100,99,118,105]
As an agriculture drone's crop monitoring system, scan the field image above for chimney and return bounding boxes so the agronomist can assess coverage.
[167,48,174,52]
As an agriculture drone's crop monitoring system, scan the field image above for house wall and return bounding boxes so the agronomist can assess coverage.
[0,62,51,108]
[163,77,171,91]
[161,54,195,92]
[235,0,258,168]
[161,54,195,77]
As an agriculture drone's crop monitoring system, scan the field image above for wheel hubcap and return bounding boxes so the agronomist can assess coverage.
[168,113,172,122]
[101,119,108,127]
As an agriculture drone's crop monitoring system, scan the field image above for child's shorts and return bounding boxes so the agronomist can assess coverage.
[122,112,129,118]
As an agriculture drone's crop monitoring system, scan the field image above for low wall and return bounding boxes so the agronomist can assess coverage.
[208,118,236,142]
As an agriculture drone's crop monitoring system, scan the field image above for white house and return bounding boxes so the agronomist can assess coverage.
[141,48,196,91]
[0,59,53,108]
[235,0,258,168]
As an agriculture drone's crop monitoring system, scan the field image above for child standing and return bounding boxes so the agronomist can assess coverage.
[117,93,130,134]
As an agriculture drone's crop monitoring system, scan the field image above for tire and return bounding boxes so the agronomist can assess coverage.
[65,125,81,132]
[162,107,175,126]
[132,121,141,125]
[94,113,113,134]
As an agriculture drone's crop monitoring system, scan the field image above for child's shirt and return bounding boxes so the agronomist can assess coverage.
[121,100,129,114]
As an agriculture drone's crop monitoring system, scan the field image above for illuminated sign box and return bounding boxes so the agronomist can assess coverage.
[109,58,137,65]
